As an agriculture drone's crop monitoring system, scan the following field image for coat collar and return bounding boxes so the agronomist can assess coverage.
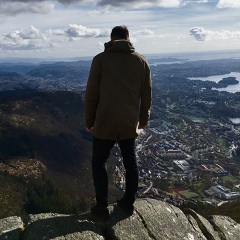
[104,40,135,53]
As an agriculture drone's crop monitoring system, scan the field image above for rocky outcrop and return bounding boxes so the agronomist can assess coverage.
[0,216,24,240]
[1,198,240,240]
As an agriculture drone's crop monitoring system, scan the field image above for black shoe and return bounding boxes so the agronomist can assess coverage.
[91,204,110,220]
[117,199,134,215]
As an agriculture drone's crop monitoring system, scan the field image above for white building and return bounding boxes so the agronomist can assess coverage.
[173,160,190,172]
[192,150,199,161]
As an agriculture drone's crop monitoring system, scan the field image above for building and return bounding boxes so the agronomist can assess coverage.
[204,185,240,200]
[173,160,190,173]
[149,120,159,128]
[220,192,240,200]
[192,150,199,161]
[199,163,228,176]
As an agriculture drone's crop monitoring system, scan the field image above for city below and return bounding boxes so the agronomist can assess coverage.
[0,53,240,215]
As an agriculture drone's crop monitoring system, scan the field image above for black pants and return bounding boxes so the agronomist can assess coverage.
[92,137,138,207]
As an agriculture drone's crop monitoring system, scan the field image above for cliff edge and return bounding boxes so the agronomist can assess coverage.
[1,198,240,240]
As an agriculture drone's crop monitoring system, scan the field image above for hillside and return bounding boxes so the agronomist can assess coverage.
[27,62,90,82]
[0,90,121,220]
[0,60,91,92]
[0,72,29,91]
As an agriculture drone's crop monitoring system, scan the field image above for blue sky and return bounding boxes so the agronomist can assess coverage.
[0,0,240,59]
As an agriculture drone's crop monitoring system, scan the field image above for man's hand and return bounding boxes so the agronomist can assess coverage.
[138,124,147,129]
[86,126,93,132]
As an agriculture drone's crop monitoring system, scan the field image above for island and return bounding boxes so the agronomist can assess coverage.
[218,76,239,85]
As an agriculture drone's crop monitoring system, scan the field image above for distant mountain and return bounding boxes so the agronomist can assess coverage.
[0,57,93,64]
[0,60,92,75]
[27,61,90,82]
[0,72,30,91]
[0,60,92,91]
[0,71,26,82]
[46,60,92,67]
[0,62,39,74]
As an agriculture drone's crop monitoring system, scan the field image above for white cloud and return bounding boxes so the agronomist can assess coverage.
[190,27,208,41]
[217,0,240,8]
[0,1,54,15]
[0,0,181,12]
[4,26,47,40]
[49,29,65,36]
[0,0,239,58]
[0,39,43,51]
[97,41,104,47]
[58,0,85,4]
[97,0,181,8]
[5,26,46,40]
[132,29,155,37]
[0,0,213,16]
[180,0,208,5]
[0,26,52,50]
[64,24,110,40]
[0,24,111,51]
[190,27,240,41]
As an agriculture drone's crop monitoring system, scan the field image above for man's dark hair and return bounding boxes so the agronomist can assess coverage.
[111,25,129,40]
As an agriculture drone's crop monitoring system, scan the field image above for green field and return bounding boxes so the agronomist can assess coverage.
[179,190,199,199]
[185,115,206,122]
[222,175,240,184]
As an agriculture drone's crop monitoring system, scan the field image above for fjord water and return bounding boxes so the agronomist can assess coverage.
[189,72,240,93]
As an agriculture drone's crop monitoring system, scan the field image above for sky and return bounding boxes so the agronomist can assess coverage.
[0,0,240,60]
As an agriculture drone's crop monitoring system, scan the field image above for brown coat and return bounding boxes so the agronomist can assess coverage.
[85,40,152,140]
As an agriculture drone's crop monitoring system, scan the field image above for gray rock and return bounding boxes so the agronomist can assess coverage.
[132,198,207,239]
[210,215,240,240]
[24,212,104,240]
[107,205,152,239]
[186,209,221,240]
[187,214,208,239]
[1,198,240,240]
[0,216,24,240]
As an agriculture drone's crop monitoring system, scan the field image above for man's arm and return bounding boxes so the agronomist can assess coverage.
[85,56,101,130]
[139,64,152,128]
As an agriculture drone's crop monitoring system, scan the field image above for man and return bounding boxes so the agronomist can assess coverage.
[85,25,152,219]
